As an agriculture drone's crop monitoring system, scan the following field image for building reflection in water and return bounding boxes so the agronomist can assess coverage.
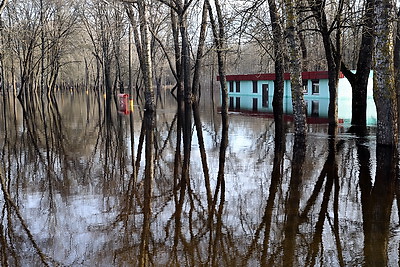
[0,91,399,266]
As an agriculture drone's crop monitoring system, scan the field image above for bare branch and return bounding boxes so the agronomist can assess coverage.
[0,0,7,15]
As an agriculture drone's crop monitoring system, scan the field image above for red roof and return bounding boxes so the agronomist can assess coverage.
[217,71,344,81]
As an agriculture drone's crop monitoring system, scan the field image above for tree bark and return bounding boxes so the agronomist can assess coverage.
[374,0,398,146]
[267,0,285,127]
[394,7,400,130]
[284,0,307,136]
[341,0,374,129]
[137,0,155,112]
[308,0,343,133]
[126,1,156,265]
[176,0,192,197]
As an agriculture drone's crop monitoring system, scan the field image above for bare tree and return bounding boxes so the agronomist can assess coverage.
[125,0,155,111]
[267,0,285,126]
[374,0,398,145]
[341,0,374,131]
[284,0,306,135]
[306,0,345,132]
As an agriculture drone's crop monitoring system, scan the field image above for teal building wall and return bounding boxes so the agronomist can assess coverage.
[224,71,376,125]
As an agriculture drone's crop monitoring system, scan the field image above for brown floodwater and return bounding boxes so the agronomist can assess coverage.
[0,91,398,266]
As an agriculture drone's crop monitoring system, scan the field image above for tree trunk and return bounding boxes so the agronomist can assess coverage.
[394,7,400,130]
[138,0,155,112]
[309,0,343,132]
[177,0,193,195]
[191,1,212,209]
[374,0,398,146]
[205,0,229,215]
[267,0,284,126]
[341,0,374,130]
[284,0,306,136]
[129,1,156,265]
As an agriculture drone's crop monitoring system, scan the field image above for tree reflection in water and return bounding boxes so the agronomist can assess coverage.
[1,91,400,266]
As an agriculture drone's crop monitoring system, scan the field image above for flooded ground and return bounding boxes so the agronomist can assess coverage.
[0,91,399,266]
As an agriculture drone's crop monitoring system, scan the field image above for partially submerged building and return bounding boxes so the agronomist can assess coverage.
[219,71,376,125]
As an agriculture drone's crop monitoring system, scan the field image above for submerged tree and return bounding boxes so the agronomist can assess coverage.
[374,0,398,146]
[306,0,345,132]
[284,0,306,135]
[267,0,285,127]
[341,0,374,130]
[124,1,156,265]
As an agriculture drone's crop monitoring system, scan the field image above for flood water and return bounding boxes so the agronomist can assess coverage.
[0,90,399,266]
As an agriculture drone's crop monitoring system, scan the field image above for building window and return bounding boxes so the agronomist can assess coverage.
[229,97,234,109]
[303,80,308,94]
[236,97,241,109]
[311,100,319,117]
[253,81,258,93]
[229,81,234,92]
[312,80,319,94]
[253,98,258,111]
[236,81,240,93]
[262,84,269,107]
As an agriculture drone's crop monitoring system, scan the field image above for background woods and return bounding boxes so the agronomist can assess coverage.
[1,0,400,266]
[1,0,399,143]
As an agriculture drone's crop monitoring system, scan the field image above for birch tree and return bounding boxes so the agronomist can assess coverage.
[125,0,155,111]
[284,0,306,135]
[374,0,398,145]
[124,1,155,265]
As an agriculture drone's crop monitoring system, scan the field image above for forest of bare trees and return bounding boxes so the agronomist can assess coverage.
[0,0,399,144]
[2,1,400,265]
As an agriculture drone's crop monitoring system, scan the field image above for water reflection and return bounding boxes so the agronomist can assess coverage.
[362,145,397,266]
[0,91,400,266]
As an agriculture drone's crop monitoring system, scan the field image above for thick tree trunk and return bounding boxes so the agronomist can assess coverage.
[284,0,306,136]
[341,0,374,129]
[267,0,284,126]
[394,7,400,129]
[374,0,398,146]
[353,0,374,127]
[138,0,155,112]
[309,0,343,132]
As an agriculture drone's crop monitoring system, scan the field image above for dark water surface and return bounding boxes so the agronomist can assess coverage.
[0,91,399,266]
